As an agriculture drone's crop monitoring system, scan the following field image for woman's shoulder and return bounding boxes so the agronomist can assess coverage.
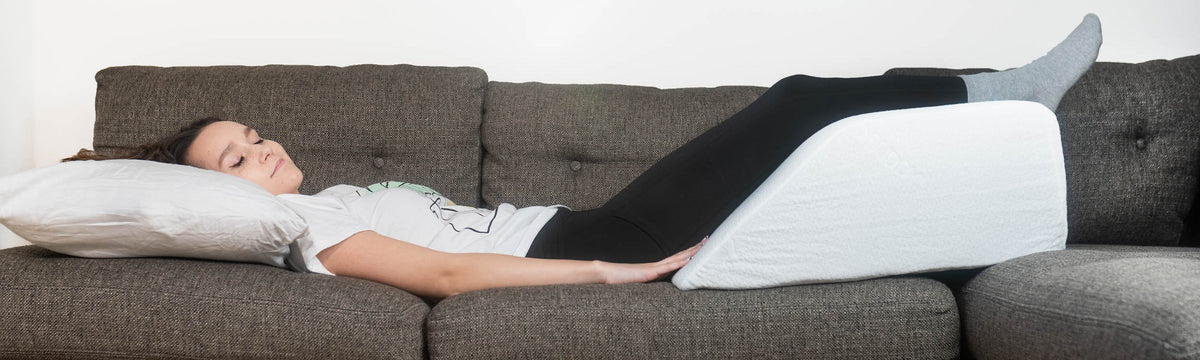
[276,184,365,211]
[313,184,367,198]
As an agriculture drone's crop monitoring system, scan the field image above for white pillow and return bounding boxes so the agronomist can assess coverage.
[672,101,1068,290]
[0,159,306,267]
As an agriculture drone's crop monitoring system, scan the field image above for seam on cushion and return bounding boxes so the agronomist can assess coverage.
[964,286,1200,357]
[0,349,212,359]
[428,297,952,322]
[435,290,954,312]
[5,286,425,317]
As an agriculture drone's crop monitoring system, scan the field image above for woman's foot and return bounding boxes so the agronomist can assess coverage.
[960,14,1102,111]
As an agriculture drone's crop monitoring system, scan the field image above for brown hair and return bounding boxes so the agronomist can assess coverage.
[62,117,222,164]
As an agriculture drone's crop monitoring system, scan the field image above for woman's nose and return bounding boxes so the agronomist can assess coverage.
[257,144,272,163]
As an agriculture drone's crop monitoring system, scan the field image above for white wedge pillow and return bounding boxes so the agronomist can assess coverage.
[672,101,1068,290]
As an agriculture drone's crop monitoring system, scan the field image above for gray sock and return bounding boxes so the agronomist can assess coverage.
[960,14,1102,111]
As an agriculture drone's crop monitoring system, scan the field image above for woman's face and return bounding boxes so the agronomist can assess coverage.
[186,121,303,195]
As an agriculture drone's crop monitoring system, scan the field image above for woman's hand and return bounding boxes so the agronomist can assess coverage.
[321,231,710,299]
[596,238,707,284]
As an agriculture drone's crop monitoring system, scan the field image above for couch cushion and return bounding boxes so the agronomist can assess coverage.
[481,82,765,209]
[94,65,487,204]
[961,245,1200,359]
[427,279,959,359]
[0,246,428,359]
[887,55,1200,246]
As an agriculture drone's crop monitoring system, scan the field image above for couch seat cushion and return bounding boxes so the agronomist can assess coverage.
[427,279,958,359]
[94,64,487,204]
[0,246,429,359]
[961,244,1200,359]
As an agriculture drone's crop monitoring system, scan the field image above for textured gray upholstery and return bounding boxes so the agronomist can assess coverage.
[427,280,959,360]
[93,65,488,204]
[887,55,1200,247]
[474,81,962,359]
[481,82,765,209]
[0,56,1196,359]
[961,245,1200,359]
[0,246,428,359]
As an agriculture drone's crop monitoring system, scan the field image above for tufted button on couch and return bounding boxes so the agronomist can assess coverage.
[2,55,1198,359]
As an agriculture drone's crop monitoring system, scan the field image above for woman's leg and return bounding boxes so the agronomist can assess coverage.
[527,14,1102,263]
[527,75,967,263]
[961,14,1101,111]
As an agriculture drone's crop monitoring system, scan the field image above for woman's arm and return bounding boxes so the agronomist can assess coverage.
[316,230,703,299]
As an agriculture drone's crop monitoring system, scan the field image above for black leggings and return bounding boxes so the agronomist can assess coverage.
[525,74,968,263]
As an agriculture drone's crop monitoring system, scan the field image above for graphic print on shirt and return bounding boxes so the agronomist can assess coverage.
[359,181,495,234]
[427,195,498,234]
[358,181,452,204]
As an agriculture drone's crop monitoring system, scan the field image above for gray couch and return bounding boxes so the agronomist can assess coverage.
[2,55,1198,359]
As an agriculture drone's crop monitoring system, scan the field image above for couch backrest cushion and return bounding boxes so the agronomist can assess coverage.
[481,82,765,209]
[888,55,1200,246]
[94,65,487,204]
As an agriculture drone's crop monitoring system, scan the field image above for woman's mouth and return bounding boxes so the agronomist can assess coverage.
[272,159,283,177]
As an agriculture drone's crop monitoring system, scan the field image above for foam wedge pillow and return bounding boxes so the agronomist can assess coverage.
[672,101,1068,290]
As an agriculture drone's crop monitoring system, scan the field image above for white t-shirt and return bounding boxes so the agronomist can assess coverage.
[278,184,562,275]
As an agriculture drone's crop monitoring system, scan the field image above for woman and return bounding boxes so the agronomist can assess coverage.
[66,15,1101,299]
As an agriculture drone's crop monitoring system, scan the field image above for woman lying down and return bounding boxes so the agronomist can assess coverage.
[54,15,1101,299]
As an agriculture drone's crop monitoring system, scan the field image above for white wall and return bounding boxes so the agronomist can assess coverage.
[1,0,34,249]
[2,0,1199,248]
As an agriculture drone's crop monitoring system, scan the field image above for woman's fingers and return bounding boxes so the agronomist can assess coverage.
[602,236,710,284]
[661,236,707,264]
[649,236,709,280]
